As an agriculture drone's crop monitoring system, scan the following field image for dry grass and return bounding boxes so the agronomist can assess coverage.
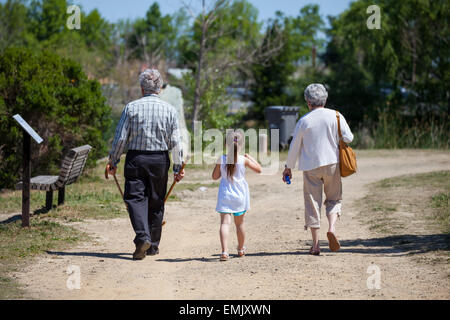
[359,171,450,234]
[358,171,450,271]
[0,218,88,299]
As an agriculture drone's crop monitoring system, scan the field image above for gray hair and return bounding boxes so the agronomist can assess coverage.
[304,83,328,107]
[139,69,163,94]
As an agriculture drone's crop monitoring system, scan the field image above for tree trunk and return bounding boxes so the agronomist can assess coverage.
[312,46,316,68]
[411,31,417,85]
[192,17,207,131]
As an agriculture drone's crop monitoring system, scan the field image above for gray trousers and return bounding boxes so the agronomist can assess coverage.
[124,150,170,250]
[303,163,342,230]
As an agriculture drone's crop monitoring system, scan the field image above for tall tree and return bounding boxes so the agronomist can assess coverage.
[80,9,113,52]
[249,13,292,120]
[289,4,325,67]
[28,0,68,42]
[127,3,177,66]
[324,0,449,124]
[180,0,281,129]
[0,0,37,51]
[250,5,325,121]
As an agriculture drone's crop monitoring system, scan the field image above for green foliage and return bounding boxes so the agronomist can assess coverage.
[0,0,38,51]
[80,9,113,52]
[127,3,177,63]
[289,4,325,65]
[250,15,291,120]
[179,0,262,128]
[351,105,449,149]
[0,0,114,78]
[250,6,325,121]
[324,0,449,126]
[1,0,448,151]
[28,0,68,42]
[0,47,111,189]
[178,0,262,68]
[182,73,238,130]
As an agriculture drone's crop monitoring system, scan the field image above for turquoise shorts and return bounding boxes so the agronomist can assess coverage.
[219,211,246,217]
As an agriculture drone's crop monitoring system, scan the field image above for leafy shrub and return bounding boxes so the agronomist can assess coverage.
[0,47,111,189]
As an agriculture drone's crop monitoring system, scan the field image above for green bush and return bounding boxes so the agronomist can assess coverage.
[0,47,111,189]
[352,106,449,150]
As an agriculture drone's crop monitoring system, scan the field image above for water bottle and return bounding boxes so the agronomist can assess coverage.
[285,175,291,185]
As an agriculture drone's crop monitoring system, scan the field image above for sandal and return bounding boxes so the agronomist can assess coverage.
[220,252,229,261]
[309,246,321,256]
[327,232,341,252]
[237,247,246,257]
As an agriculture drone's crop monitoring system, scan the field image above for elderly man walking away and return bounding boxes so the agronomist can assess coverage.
[106,69,185,261]
[283,84,353,255]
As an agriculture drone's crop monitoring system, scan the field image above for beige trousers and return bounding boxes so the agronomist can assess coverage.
[303,163,342,230]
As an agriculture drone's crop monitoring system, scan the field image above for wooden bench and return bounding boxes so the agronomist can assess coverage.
[17,145,92,210]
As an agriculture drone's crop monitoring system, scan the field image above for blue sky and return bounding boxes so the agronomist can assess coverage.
[70,0,353,24]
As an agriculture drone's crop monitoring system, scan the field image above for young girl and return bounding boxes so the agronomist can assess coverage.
[212,131,262,261]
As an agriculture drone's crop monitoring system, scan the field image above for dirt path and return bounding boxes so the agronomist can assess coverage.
[11,150,450,299]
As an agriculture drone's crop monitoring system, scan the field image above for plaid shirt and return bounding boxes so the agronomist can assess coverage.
[109,95,183,172]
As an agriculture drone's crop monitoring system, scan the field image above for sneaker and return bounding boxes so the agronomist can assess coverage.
[133,241,151,260]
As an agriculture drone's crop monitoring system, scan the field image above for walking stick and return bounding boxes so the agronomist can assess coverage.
[162,156,190,225]
[105,166,127,209]
[113,174,125,199]
[164,157,190,203]
[105,155,190,227]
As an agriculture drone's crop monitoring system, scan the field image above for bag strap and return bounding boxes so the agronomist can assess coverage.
[336,110,343,139]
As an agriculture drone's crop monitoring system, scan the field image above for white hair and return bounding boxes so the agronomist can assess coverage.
[304,83,328,107]
[139,69,163,94]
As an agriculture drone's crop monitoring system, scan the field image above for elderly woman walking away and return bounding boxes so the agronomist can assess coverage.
[106,69,185,261]
[283,84,354,255]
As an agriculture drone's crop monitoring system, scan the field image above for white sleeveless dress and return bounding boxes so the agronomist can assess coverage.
[215,155,250,213]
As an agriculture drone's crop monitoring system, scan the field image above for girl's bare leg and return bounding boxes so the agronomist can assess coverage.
[220,213,232,253]
[234,214,246,251]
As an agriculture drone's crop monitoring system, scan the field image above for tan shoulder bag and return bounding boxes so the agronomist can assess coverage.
[336,111,357,177]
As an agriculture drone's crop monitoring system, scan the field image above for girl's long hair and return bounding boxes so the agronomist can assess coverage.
[226,131,244,182]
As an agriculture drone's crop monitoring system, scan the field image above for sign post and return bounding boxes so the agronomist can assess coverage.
[13,115,43,227]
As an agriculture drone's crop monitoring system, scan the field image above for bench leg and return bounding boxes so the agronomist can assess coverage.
[58,187,65,206]
[45,191,53,211]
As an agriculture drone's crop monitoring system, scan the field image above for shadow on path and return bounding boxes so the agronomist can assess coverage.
[0,206,58,224]
[46,251,133,261]
[337,233,450,256]
[0,214,22,224]
[157,250,311,263]
[42,233,449,262]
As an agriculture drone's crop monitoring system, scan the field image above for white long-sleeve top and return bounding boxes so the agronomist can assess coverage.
[286,108,354,171]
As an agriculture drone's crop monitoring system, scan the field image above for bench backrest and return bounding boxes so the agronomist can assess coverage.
[56,145,92,188]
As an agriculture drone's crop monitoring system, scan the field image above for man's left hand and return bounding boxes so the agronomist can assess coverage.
[174,169,185,182]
